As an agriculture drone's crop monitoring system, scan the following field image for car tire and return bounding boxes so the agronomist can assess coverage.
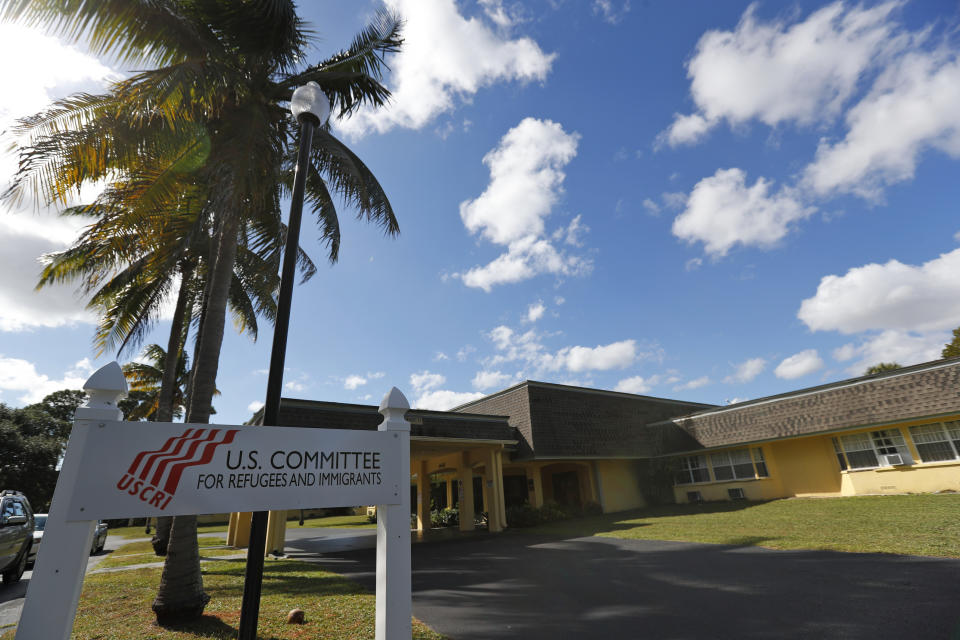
[2,547,28,585]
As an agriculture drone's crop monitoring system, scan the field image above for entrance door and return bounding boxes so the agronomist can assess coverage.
[551,471,581,507]
[503,475,528,507]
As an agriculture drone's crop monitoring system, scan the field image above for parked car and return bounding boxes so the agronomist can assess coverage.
[27,513,45,565]
[91,520,108,555]
[0,490,34,585]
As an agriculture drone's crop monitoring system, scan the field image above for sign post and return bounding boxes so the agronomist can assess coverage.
[15,363,412,640]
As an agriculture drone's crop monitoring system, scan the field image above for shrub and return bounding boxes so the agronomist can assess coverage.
[430,507,459,528]
[505,504,541,527]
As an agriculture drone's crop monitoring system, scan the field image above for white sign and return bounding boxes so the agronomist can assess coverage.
[65,420,402,520]
[17,362,412,640]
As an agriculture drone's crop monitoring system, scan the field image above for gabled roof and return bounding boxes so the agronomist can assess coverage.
[657,357,960,450]
[251,398,518,444]
[456,380,715,459]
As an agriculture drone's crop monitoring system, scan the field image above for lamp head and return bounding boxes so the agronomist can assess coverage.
[290,81,330,125]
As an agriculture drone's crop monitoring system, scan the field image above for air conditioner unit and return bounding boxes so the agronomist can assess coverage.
[881,453,905,466]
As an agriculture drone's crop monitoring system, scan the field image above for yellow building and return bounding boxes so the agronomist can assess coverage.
[238,357,960,549]
[660,358,960,503]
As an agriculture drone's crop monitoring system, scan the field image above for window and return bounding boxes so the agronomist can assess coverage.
[832,437,848,471]
[676,455,710,485]
[909,423,960,462]
[711,449,758,481]
[752,448,769,477]
[728,487,746,500]
[838,433,879,469]
[686,491,703,503]
[836,429,912,469]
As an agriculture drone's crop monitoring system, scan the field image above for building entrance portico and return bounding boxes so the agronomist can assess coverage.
[411,439,508,534]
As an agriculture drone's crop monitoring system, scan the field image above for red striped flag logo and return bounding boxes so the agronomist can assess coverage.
[116,428,238,510]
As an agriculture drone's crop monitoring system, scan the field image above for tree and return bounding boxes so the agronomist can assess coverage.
[865,362,901,375]
[0,402,68,511]
[943,328,960,359]
[122,344,203,421]
[4,2,402,623]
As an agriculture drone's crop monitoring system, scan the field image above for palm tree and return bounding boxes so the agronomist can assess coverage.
[3,1,401,624]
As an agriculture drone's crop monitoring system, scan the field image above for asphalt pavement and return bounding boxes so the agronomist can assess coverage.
[292,532,960,640]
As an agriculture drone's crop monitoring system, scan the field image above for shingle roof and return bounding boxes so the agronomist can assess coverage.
[659,358,960,450]
[456,381,714,459]
[251,398,518,443]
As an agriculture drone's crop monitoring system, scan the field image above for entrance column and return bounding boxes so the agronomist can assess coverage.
[265,510,287,556]
[458,453,475,532]
[486,448,503,532]
[528,465,544,508]
[494,447,507,528]
[445,478,454,509]
[416,460,431,533]
[230,512,253,548]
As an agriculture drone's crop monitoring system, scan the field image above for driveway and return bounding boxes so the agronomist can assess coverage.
[291,532,960,640]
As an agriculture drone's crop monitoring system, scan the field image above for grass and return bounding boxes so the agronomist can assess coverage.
[2,557,444,640]
[97,537,240,570]
[295,515,375,529]
[109,522,229,539]
[523,494,960,557]
[108,514,374,540]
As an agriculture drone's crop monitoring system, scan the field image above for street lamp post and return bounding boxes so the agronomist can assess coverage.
[237,81,330,640]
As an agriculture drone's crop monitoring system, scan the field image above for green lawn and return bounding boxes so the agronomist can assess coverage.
[2,558,444,640]
[296,514,375,529]
[97,537,240,570]
[524,494,960,557]
[109,522,229,539]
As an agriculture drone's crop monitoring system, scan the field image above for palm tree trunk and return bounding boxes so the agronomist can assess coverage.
[151,515,209,624]
[153,213,240,623]
[156,262,194,423]
[151,516,173,556]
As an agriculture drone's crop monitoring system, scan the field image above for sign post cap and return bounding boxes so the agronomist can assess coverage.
[379,387,409,413]
[83,361,128,395]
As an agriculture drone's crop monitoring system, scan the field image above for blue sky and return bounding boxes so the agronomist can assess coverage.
[3,0,960,424]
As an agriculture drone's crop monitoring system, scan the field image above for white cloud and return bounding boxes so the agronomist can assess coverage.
[661,192,688,210]
[247,401,264,413]
[526,301,546,323]
[456,345,477,362]
[0,24,117,332]
[672,168,815,257]
[662,1,903,146]
[674,376,711,391]
[614,374,659,395]
[410,370,445,393]
[344,375,368,390]
[774,349,824,379]
[685,257,703,272]
[472,370,515,391]
[284,380,306,392]
[457,118,591,291]
[804,49,960,199]
[726,397,747,405]
[479,0,520,28]
[554,296,565,306]
[561,341,637,372]
[642,198,661,216]
[413,389,485,411]
[0,356,94,404]
[335,0,554,137]
[486,325,644,374]
[434,352,449,361]
[593,0,631,25]
[724,357,766,384]
[798,249,960,334]
[832,330,944,375]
